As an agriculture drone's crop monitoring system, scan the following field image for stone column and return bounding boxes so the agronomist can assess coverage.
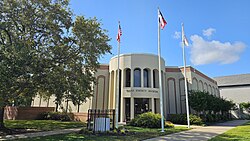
[141,68,144,87]
[151,70,154,88]
[113,70,117,109]
[130,97,134,119]
[151,98,155,113]
[108,72,112,109]
[120,70,124,122]
[131,68,134,87]
[162,72,167,117]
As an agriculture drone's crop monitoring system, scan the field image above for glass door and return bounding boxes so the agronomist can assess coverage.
[134,98,149,117]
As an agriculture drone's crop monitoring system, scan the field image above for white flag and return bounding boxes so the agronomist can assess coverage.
[182,24,189,46]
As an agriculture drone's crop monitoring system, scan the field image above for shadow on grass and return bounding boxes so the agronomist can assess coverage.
[15,126,189,141]
[1,120,85,137]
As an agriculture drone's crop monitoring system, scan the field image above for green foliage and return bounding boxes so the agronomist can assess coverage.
[14,126,189,141]
[189,90,236,113]
[0,0,73,108]
[189,114,203,125]
[209,121,250,141]
[204,114,220,122]
[239,102,250,110]
[0,0,111,128]
[79,128,93,135]
[168,114,187,125]
[165,121,174,128]
[129,112,162,128]
[112,127,128,135]
[168,114,204,125]
[188,90,235,123]
[200,113,230,123]
[4,120,85,131]
[38,112,73,121]
[188,91,209,112]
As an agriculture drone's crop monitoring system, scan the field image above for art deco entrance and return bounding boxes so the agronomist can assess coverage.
[134,98,149,117]
[125,97,156,121]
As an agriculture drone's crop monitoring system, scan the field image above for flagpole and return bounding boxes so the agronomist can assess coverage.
[182,23,190,129]
[158,8,165,132]
[115,21,121,129]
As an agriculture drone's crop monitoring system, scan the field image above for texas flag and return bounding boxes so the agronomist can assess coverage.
[158,10,167,29]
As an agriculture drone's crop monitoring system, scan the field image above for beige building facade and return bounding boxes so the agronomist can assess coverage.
[32,53,219,122]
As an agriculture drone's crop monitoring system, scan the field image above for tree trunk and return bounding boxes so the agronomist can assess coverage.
[55,103,58,112]
[77,104,80,113]
[0,107,5,129]
[66,100,69,113]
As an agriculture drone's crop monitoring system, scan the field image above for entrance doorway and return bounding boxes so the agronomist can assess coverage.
[134,98,149,117]
[125,98,131,121]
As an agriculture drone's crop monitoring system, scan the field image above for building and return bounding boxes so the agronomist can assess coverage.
[214,74,250,104]
[32,53,219,122]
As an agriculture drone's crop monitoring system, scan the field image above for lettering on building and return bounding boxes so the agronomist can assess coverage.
[126,89,159,93]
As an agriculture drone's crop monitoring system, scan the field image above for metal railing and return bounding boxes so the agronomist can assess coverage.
[87,109,115,132]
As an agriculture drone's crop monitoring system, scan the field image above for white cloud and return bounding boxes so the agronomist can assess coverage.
[190,35,246,65]
[202,28,216,37]
[173,31,181,39]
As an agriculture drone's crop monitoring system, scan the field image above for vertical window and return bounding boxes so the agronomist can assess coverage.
[125,69,131,87]
[143,69,150,87]
[153,69,159,88]
[134,68,141,87]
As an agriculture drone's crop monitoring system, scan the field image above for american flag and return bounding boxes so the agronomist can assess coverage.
[116,22,122,42]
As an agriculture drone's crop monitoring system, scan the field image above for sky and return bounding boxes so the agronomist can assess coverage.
[69,0,250,78]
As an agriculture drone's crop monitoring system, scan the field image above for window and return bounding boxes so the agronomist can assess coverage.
[153,69,159,88]
[134,68,141,87]
[143,69,150,87]
[125,69,131,87]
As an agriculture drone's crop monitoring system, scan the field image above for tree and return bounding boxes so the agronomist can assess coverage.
[0,0,111,130]
[188,90,208,114]
[189,90,236,120]
[67,16,111,112]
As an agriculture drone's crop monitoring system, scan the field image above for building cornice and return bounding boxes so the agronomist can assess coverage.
[165,66,217,84]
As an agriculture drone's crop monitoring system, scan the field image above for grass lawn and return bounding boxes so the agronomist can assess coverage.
[209,121,250,141]
[4,120,85,131]
[16,126,189,141]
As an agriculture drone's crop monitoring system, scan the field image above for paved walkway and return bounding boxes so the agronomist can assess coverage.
[144,120,249,141]
[0,127,82,140]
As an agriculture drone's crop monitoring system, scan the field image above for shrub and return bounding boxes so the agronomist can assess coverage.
[129,112,162,128]
[165,121,174,128]
[168,114,186,125]
[189,114,203,125]
[168,114,203,125]
[38,112,73,121]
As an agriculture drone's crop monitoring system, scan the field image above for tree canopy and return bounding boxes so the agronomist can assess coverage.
[0,0,111,129]
[188,90,236,114]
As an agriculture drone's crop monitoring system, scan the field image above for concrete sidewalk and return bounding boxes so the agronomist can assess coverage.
[0,127,82,140]
[144,120,249,141]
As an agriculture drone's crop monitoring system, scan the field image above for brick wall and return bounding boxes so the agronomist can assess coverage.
[4,106,55,120]
[73,112,88,122]
[4,106,89,122]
